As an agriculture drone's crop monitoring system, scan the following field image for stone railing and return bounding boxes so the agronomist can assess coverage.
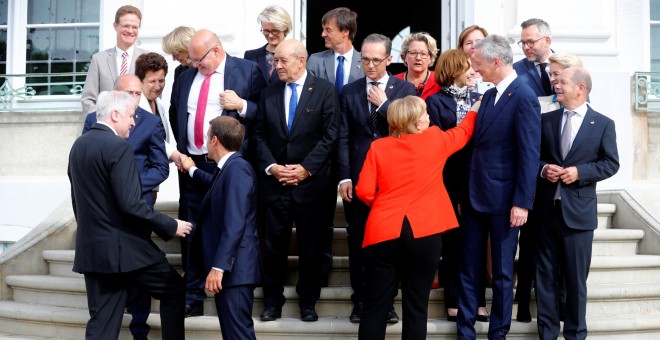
[0,72,85,111]
[634,72,660,112]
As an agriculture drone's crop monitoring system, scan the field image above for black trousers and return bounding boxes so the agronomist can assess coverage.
[359,217,442,340]
[343,198,371,305]
[261,191,335,308]
[440,226,487,309]
[83,258,185,340]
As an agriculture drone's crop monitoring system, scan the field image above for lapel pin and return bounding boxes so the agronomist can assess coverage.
[308,87,313,91]
[135,114,139,119]
[388,85,394,89]
[507,92,512,96]
[357,64,361,69]
[590,120,595,125]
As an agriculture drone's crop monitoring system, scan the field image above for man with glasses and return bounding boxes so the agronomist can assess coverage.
[82,74,168,340]
[512,17,554,324]
[307,7,364,95]
[337,33,415,324]
[81,5,148,115]
[513,18,555,97]
[169,28,267,317]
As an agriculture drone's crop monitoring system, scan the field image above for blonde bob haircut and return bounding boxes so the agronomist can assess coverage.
[434,49,471,87]
[548,52,583,68]
[388,96,427,138]
[162,26,196,55]
[257,5,293,36]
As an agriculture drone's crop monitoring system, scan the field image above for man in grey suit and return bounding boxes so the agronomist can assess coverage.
[81,5,148,114]
[307,7,364,95]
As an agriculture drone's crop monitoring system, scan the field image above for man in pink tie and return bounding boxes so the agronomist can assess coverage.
[80,5,148,114]
[169,28,267,317]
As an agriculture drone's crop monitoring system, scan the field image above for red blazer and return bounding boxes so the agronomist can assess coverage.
[355,111,476,248]
[394,71,441,100]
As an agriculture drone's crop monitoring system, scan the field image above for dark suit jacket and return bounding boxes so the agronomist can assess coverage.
[254,74,339,203]
[337,77,416,184]
[68,123,176,274]
[535,106,619,229]
[169,55,268,155]
[513,58,549,97]
[244,44,279,84]
[307,49,364,84]
[426,90,480,209]
[189,153,262,287]
[82,108,168,205]
[466,76,541,213]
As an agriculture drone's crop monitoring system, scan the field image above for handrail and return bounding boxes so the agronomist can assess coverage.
[634,72,660,112]
[0,72,85,110]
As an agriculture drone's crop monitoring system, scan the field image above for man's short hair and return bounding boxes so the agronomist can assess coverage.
[322,7,358,42]
[521,18,551,37]
[135,53,169,81]
[209,116,245,152]
[115,5,142,24]
[96,91,135,120]
[568,67,593,95]
[362,33,392,56]
[474,34,513,66]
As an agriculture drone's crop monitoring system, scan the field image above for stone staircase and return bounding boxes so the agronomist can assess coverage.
[1,199,660,339]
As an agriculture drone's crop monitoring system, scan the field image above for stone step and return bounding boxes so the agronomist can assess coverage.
[1,300,659,339]
[592,228,643,256]
[8,273,660,319]
[588,255,660,284]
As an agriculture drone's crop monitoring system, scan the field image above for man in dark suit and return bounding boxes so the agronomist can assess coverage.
[254,39,339,322]
[180,116,262,340]
[169,28,267,316]
[82,74,167,340]
[456,34,541,340]
[337,33,415,323]
[513,18,554,97]
[512,17,555,323]
[81,5,148,114]
[535,67,619,340]
[68,90,192,340]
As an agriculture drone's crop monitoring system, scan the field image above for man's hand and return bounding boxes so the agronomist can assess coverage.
[510,206,528,227]
[470,98,482,112]
[205,269,223,294]
[219,90,244,111]
[175,219,193,237]
[367,85,387,108]
[280,164,309,185]
[339,182,353,202]
[543,164,564,183]
[559,166,579,185]
[180,154,195,172]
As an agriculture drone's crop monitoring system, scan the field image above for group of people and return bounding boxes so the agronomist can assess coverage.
[67,4,620,340]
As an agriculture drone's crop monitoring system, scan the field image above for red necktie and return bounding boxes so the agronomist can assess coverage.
[120,51,128,75]
[194,73,213,148]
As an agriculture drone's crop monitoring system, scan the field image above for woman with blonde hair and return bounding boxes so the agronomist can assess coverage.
[356,95,478,339]
[162,26,196,81]
[244,5,293,84]
[394,32,441,100]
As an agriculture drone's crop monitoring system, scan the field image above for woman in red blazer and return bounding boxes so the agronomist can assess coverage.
[393,32,441,100]
[355,95,478,339]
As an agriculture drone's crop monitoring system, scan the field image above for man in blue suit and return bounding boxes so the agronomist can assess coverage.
[456,34,541,340]
[513,18,554,97]
[82,74,168,340]
[535,67,619,340]
[181,116,262,340]
[337,33,415,324]
[169,28,267,316]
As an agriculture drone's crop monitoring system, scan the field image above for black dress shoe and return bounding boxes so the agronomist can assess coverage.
[350,303,363,323]
[300,305,319,322]
[133,336,148,340]
[260,306,281,321]
[387,307,399,324]
[477,312,490,322]
[184,304,204,318]
[516,308,532,323]
[446,314,457,322]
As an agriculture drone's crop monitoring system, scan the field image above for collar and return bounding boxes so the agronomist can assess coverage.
[367,74,389,86]
[217,151,236,170]
[335,47,354,62]
[115,45,135,57]
[290,70,308,86]
[97,121,118,136]
[214,53,227,74]
[563,102,588,117]
[496,71,517,94]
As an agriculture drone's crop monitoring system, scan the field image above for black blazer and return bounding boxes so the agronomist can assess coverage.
[535,106,619,230]
[68,123,176,274]
[254,74,339,203]
[244,44,279,84]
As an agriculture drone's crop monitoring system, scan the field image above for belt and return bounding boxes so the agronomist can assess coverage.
[190,154,215,163]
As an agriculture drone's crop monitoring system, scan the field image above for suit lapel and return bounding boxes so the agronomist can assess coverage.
[180,69,197,144]
[564,107,597,161]
[290,76,314,133]
[104,49,118,83]
[224,55,236,93]
[550,110,564,160]
[524,60,543,95]
[478,80,519,136]
[349,50,363,82]
[323,51,336,83]
[475,88,497,136]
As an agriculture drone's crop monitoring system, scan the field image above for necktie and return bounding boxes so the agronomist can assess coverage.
[336,55,345,94]
[266,52,275,78]
[194,73,213,148]
[369,81,380,130]
[540,62,552,96]
[561,111,576,159]
[120,51,128,75]
[288,83,298,132]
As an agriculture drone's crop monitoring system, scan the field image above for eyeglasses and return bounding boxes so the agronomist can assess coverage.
[517,36,546,48]
[261,28,283,36]
[406,51,430,59]
[124,90,142,97]
[187,45,217,64]
[361,57,387,66]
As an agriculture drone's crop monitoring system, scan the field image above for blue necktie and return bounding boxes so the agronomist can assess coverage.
[336,55,345,94]
[288,83,297,132]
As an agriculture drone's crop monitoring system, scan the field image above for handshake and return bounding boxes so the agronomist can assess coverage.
[172,152,197,174]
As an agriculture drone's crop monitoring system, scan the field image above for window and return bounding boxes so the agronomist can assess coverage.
[25,0,100,95]
[1,0,7,76]
[652,0,660,71]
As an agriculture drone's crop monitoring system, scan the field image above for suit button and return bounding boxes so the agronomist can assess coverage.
[373,133,378,139]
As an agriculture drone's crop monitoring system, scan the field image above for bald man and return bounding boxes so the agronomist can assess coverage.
[169,28,267,316]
